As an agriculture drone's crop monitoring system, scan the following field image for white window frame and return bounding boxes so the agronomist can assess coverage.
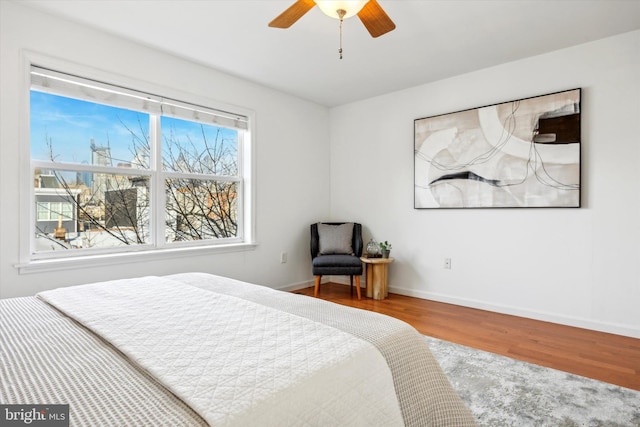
[17,53,256,274]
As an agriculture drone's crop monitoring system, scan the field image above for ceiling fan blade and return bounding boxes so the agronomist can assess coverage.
[357,0,396,38]
[268,0,316,29]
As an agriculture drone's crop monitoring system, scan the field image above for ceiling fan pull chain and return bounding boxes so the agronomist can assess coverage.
[336,8,346,59]
[339,18,343,59]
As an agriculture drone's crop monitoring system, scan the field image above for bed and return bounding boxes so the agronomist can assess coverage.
[0,272,476,426]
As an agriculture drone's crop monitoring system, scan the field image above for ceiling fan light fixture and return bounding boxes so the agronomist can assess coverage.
[314,1,369,19]
[268,0,396,57]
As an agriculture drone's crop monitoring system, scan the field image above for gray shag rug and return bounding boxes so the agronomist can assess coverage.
[425,336,640,427]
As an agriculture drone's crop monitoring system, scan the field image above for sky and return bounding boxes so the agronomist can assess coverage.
[30,91,238,170]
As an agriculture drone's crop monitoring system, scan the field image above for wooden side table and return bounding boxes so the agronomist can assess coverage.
[360,256,394,300]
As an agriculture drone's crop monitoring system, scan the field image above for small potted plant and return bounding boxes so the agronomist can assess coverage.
[379,241,392,258]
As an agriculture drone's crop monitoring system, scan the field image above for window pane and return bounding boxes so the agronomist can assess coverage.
[161,116,238,176]
[61,202,74,218]
[30,91,151,169]
[36,202,50,221]
[165,178,238,242]
[34,170,150,252]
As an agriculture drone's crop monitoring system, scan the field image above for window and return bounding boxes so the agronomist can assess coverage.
[36,202,74,221]
[28,65,252,261]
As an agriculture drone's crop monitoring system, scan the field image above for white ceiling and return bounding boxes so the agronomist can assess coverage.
[20,0,640,107]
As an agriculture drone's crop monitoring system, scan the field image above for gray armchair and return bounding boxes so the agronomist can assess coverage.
[310,222,363,299]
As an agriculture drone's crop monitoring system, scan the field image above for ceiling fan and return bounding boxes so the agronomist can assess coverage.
[269,0,395,58]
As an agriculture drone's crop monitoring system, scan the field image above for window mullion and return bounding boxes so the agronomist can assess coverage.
[163,171,240,182]
[150,115,164,247]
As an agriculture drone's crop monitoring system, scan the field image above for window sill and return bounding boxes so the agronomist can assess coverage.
[15,242,258,275]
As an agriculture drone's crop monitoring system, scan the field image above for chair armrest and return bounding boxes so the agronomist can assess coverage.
[353,223,363,257]
[310,223,320,259]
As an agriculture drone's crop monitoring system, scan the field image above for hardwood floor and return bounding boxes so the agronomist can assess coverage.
[294,283,640,391]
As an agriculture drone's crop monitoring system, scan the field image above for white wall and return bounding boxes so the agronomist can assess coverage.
[0,1,329,297]
[329,30,640,338]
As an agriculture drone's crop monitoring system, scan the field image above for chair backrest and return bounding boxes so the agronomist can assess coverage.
[310,222,363,259]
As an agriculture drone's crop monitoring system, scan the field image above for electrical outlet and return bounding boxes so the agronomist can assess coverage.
[444,258,451,269]
[280,252,287,263]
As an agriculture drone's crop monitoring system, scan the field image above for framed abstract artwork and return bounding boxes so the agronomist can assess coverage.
[414,89,581,209]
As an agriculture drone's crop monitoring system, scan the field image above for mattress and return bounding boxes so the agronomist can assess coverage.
[1,272,476,426]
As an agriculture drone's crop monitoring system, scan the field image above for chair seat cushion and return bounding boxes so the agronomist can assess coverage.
[312,254,363,276]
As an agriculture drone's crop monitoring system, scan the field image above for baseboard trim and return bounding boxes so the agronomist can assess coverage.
[277,279,316,293]
[389,286,640,339]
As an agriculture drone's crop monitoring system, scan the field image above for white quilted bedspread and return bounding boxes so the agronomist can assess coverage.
[38,276,404,427]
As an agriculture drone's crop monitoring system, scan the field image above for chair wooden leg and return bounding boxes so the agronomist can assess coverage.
[314,275,321,297]
[349,276,354,295]
[355,275,361,300]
